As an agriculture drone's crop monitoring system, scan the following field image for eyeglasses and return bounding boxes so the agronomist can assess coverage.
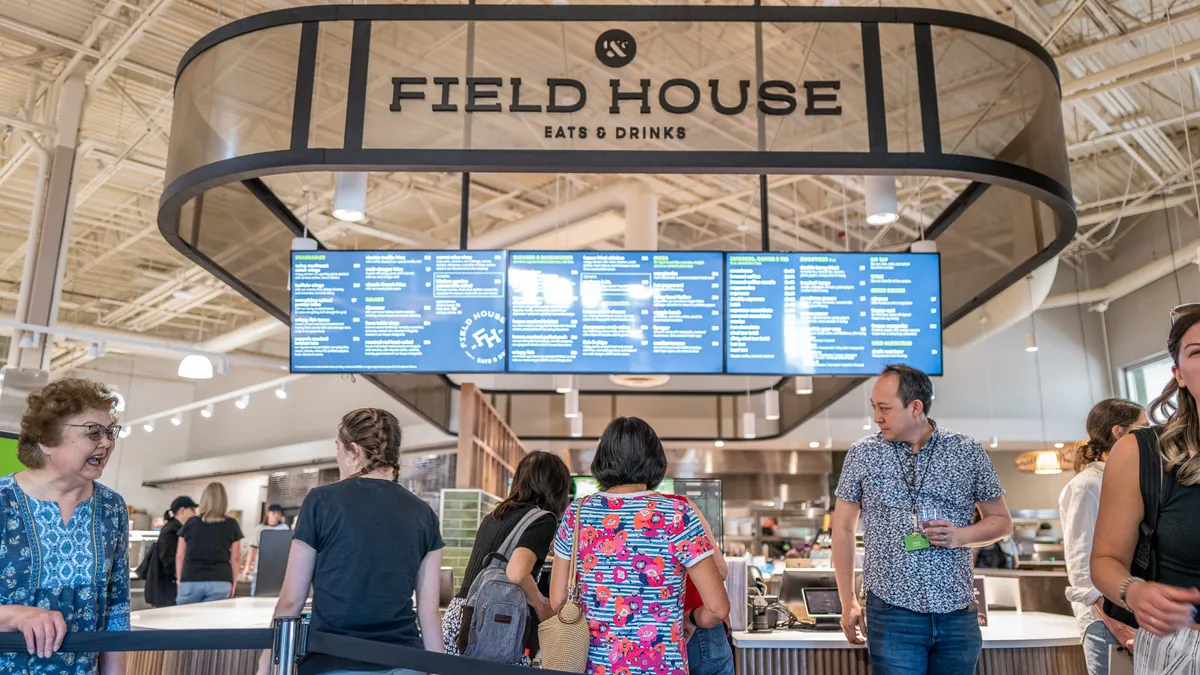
[1171,303,1200,324]
[66,424,122,442]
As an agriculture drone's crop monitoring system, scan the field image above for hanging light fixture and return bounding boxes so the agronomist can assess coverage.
[990,435,999,449]
[177,354,214,380]
[794,376,813,395]
[201,403,214,419]
[564,388,580,418]
[570,413,584,438]
[332,172,367,222]
[236,394,250,410]
[764,389,781,421]
[863,416,872,430]
[554,374,574,394]
[742,411,756,439]
[864,175,899,225]
[170,413,182,427]
[276,383,288,400]
[825,437,834,450]
[1025,332,1039,353]
[1015,450,1065,475]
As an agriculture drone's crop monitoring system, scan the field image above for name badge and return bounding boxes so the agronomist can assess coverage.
[904,533,931,552]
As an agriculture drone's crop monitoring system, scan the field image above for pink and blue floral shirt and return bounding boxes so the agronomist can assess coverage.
[554,492,714,675]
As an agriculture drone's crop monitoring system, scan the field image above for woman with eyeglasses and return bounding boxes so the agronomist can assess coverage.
[1059,398,1146,675]
[1093,307,1200,672]
[0,378,130,674]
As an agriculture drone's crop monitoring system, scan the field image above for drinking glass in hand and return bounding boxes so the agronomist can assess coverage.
[919,504,943,531]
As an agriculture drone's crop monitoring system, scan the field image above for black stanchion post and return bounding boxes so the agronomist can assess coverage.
[271,617,302,675]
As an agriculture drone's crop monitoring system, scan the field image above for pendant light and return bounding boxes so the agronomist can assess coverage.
[178,354,214,380]
[794,376,813,395]
[742,411,756,439]
[333,172,368,222]
[570,413,584,438]
[764,388,781,421]
[564,388,580,418]
[554,374,574,393]
[864,175,899,226]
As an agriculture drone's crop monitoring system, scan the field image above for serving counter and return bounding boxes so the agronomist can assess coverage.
[733,611,1084,675]
[127,598,276,675]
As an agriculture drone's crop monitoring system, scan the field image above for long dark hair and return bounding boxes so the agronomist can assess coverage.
[494,451,572,518]
[1073,398,1144,473]
[1150,311,1200,486]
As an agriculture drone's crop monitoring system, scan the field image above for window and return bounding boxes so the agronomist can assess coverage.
[1125,356,1175,408]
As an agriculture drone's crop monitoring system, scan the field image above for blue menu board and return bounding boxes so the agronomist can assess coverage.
[726,252,942,375]
[507,251,724,374]
[290,250,507,373]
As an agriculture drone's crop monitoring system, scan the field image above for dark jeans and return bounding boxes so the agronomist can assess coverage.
[865,592,982,675]
[687,624,734,675]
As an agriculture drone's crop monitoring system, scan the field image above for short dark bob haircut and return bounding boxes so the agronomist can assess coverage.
[591,416,667,491]
[494,451,572,518]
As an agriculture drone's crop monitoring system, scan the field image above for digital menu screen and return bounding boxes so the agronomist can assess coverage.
[290,250,507,373]
[725,252,942,375]
[507,251,724,374]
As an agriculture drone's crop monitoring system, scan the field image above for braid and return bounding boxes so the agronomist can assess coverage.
[340,408,401,481]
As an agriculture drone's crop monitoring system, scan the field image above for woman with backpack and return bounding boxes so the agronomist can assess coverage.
[1092,306,1200,672]
[1059,399,1145,675]
[443,451,572,664]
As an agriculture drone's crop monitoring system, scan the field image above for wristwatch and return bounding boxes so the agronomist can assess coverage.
[1120,576,1145,609]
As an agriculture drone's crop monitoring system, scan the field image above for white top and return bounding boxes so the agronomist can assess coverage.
[733,611,1081,649]
[1058,461,1105,633]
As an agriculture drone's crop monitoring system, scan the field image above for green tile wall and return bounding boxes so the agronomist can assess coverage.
[440,489,502,583]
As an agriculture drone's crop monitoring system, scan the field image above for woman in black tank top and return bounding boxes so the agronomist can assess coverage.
[1092,307,1200,673]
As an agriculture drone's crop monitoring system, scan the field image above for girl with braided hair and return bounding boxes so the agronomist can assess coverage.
[258,408,444,675]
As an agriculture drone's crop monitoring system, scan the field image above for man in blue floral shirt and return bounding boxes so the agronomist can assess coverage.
[832,365,1012,675]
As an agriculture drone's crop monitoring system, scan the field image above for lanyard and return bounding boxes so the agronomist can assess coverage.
[893,435,936,528]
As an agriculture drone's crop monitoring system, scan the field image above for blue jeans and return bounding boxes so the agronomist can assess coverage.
[687,624,734,675]
[864,592,982,675]
[1082,620,1121,675]
[176,580,232,605]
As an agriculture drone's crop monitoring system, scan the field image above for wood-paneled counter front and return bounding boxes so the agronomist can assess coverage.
[733,611,1085,675]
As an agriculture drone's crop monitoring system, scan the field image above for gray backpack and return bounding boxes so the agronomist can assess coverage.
[462,508,549,664]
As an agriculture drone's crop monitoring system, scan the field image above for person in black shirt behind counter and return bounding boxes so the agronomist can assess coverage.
[442,451,572,663]
[177,483,243,605]
[257,408,444,675]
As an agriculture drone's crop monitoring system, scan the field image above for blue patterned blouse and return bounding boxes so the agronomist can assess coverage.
[0,476,130,675]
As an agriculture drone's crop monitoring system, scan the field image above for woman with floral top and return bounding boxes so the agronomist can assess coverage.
[550,417,729,675]
[0,378,130,675]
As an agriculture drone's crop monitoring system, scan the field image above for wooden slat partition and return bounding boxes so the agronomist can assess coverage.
[127,649,258,675]
[735,646,1086,675]
[456,383,527,497]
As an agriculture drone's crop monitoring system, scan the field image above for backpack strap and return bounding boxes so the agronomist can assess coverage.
[489,507,550,566]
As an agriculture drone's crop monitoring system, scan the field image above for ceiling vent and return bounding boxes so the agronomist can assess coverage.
[608,374,670,388]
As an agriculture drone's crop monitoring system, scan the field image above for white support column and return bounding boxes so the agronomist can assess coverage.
[8,74,86,372]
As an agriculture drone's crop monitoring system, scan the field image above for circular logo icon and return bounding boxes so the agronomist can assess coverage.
[595,29,637,68]
[459,310,506,366]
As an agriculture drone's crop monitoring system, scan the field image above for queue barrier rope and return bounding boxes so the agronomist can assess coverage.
[0,625,582,675]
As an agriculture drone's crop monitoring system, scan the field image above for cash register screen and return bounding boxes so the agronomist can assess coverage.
[802,588,843,617]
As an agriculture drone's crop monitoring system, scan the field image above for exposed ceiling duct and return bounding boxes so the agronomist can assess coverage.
[943,259,1059,348]
[1041,238,1200,310]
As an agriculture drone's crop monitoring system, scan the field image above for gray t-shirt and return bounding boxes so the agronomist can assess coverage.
[835,422,1004,614]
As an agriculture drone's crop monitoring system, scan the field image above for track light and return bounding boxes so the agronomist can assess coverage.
[18,332,41,349]
[742,411,756,439]
[570,413,583,438]
[1025,332,1039,353]
[865,175,899,226]
[794,376,813,395]
[143,420,155,433]
[216,359,231,376]
[333,172,367,222]
[118,426,132,439]
[276,383,288,400]
[564,388,579,418]
[201,403,213,419]
[764,389,781,421]
[178,354,214,380]
[88,341,106,358]
[236,394,250,410]
[170,413,182,426]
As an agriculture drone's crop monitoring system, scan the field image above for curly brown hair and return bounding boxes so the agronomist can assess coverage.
[19,378,119,469]
[338,408,401,481]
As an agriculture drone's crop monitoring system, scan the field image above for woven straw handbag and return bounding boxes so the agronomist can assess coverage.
[538,499,592,673]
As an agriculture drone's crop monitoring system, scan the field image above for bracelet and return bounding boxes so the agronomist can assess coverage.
[689,608,700,626]
[1120,576,1145,609]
